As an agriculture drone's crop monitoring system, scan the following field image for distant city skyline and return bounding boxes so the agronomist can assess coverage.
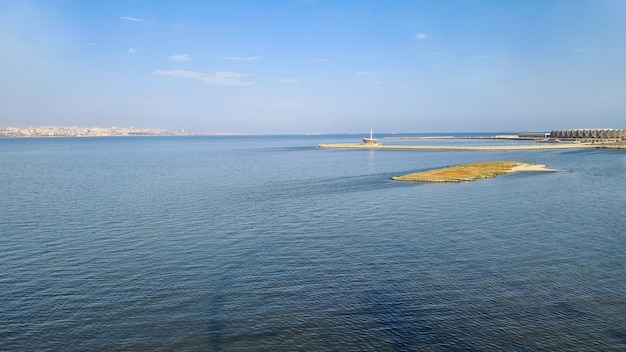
[0,125,202,138]
[1,0,625,134]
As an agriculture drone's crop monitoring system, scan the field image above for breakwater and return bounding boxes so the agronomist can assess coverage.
[317,143,596,151]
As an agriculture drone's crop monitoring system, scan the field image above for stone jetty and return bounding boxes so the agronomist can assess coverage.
[317,143,596,151]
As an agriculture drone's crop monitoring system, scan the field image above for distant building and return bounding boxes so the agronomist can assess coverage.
[549,129,626,142]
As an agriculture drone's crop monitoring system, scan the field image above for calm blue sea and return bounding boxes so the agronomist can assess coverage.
[1,135,624,351]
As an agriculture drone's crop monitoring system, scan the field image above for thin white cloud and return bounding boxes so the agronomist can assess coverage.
[120,16,155,23]
[120,16,144,22]
[168,54,192,62]
[355,71,375,76]
[153,70,204,78]
[127,48,137,54]
[311,58,329,63]
[280,78,298,84]
[153,70,252,86]
[224,56,263,61]
[416,33,428,40]
[199,72,252,86]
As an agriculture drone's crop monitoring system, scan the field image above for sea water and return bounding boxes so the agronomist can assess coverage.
[1,135,624,351]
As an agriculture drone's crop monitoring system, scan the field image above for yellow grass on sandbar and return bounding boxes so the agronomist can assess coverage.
[391,161,558,183]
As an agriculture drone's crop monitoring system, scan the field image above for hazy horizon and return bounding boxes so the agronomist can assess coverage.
[6,124,620,136]
[2,1,625,134]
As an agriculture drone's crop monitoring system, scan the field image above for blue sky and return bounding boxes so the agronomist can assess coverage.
[1,0,625,134]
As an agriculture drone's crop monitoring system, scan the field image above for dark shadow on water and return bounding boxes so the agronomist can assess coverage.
[234,172,424,205]
[254,172,423,200]
[550,301,626,345]
[359,288,476,351]
[205,274,232,352]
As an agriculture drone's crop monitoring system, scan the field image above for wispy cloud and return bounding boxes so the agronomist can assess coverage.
[355,71,375,76]
[153,70,203,78]
[120,16,155,23]
[120,16,144,22]
[168,54,192,62]
[127,48,137,54]
[200,72,252,86]
[280,78,298,84]
[310,58,329,63]
[224,56,263,61]
[153,70,252,86]
[416,33,428,40]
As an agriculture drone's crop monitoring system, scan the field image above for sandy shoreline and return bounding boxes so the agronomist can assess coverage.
[509,163,558,172]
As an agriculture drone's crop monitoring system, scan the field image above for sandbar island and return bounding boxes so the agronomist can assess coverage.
[392,161,562,183]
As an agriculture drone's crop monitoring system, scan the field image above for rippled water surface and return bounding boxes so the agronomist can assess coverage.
[1,135,625,351]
